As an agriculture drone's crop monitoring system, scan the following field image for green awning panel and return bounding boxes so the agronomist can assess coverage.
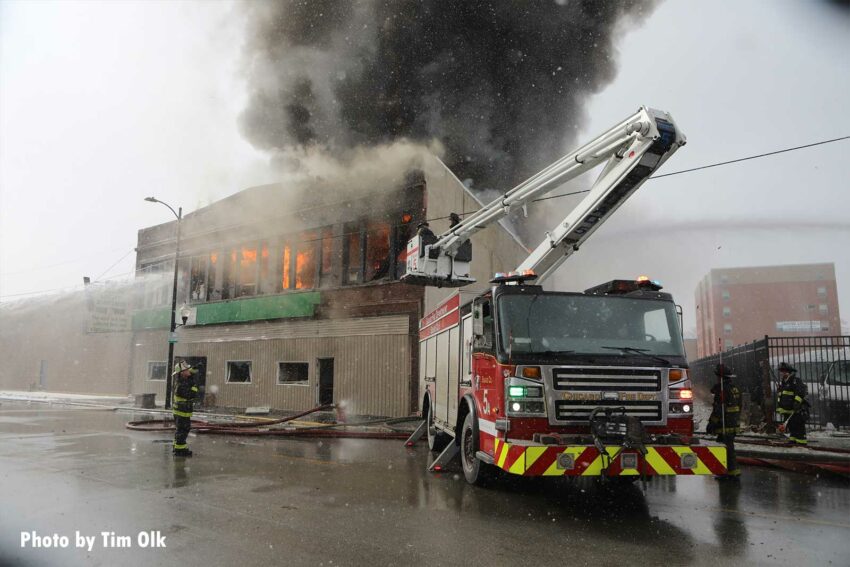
[195,292,321,325]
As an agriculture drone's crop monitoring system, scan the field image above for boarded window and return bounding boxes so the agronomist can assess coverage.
[365,221,391,281]
[278,362,309,384]
[226,361,252,383]
[295,232,318,290]
[147,361,167,381]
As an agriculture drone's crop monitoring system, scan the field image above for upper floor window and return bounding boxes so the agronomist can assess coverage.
[344,223,363,284]
[817,286,827,298]
[722,307,731,318]
[721,290,730,300]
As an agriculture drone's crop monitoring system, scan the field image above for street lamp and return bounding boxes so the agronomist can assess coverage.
[144,196,182,409]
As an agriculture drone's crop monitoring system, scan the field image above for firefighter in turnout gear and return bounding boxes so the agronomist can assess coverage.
[172,360,198,457]
[707,364,741,479]
[776,362,808,444]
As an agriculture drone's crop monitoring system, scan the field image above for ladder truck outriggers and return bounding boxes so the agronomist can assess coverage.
[404,107,728,484]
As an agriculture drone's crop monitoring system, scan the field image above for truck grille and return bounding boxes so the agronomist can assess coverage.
[552,368,661,392]
[555,400,662,422]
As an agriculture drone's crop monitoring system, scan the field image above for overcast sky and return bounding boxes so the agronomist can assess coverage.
[1,0,848,335]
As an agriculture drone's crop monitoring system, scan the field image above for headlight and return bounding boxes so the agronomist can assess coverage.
[506,377,546,416]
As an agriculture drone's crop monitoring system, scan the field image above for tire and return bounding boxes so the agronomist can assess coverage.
[426,399,449,452]
[460,411,496,486]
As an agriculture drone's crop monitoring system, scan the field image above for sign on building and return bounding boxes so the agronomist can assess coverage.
[86,284,132,332]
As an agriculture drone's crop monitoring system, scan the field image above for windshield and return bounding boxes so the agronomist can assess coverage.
[498,293,685,358]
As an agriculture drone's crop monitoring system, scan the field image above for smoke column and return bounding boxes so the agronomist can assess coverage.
[239,0,659,191]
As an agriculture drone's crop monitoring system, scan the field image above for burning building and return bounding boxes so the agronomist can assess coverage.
[130,155,526,416]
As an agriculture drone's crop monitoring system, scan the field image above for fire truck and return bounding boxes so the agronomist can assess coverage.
[403,107,727,484]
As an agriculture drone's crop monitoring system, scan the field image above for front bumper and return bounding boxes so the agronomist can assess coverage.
[492,438,727,477]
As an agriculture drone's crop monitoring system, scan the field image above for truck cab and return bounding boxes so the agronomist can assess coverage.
[419,276,722,485]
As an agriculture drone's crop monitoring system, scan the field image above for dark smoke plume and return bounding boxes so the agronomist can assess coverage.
[240,0,659,191]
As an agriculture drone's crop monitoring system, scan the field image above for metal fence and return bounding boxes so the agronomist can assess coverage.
[690,336,850,431]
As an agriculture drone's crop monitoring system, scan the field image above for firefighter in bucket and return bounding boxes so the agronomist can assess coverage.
[172,360,199,457]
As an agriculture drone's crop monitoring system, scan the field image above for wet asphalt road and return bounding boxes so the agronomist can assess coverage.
[0,403,848,567]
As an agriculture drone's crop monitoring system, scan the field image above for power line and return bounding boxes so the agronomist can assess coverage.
[532,134,850,203]
[94,249,136,281]
[650,135,850,180]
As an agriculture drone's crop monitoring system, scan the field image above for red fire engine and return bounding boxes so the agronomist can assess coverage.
[403,107,727,484]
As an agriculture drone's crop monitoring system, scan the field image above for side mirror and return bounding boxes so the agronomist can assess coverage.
[472,303,484,337]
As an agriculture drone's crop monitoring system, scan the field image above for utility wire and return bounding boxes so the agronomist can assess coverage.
[532,135,850,203]
[650,135,850,180]
[94,249,136,281]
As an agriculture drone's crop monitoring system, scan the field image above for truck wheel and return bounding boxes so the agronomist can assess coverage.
[427,400,449,452]
[460,412,495,486]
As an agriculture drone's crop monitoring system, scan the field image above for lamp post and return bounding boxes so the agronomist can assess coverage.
[144,197,182,409]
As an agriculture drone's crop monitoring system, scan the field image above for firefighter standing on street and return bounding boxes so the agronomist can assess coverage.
[172,360,198,457]
[776,362,808,444]
[707,364,741,480]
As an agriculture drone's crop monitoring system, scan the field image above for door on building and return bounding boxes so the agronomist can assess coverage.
[176,356,207,406]
[318,358,334,406]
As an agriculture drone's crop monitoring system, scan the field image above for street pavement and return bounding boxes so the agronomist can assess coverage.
[1,402,848,567]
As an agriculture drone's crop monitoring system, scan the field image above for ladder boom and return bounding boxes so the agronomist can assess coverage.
[401,106,685,287]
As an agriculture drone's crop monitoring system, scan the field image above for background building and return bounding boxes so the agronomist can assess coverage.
[695,263,841,358]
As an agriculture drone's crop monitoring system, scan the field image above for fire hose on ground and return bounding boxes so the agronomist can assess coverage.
[125,404,418,440]
[695,432,850,477]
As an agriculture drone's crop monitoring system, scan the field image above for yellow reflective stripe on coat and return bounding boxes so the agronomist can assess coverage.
[794,395,803,403]
[174,395,188,402]
[191,387,199,392]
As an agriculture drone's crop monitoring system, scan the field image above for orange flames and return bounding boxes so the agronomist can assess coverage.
[240,246,257,266]
[282,245,291,289]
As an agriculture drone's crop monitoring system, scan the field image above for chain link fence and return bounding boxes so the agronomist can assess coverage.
[690,336,850,430]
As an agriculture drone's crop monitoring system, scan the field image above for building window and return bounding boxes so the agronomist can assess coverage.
[817,286,827,298]
[138,260,170,308]
[189,255,209,302]
[147,361,167,381]
[259,242,270,294]
[722,307,731,318]
[720,275,728,283]
[221,248,237,300]
[723,323,732,336]
[343,223,363,284]
[295,231,318,290]
[278,362,309,385]
[724,339,733,349]
[237,244,258,297]
[721,290,730,300]
[365,221,391,281]
[805,304,816,311]
[819,304,828,316]
[319,227,336,286]
[226,361,252,383]
[281,242,292,290]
